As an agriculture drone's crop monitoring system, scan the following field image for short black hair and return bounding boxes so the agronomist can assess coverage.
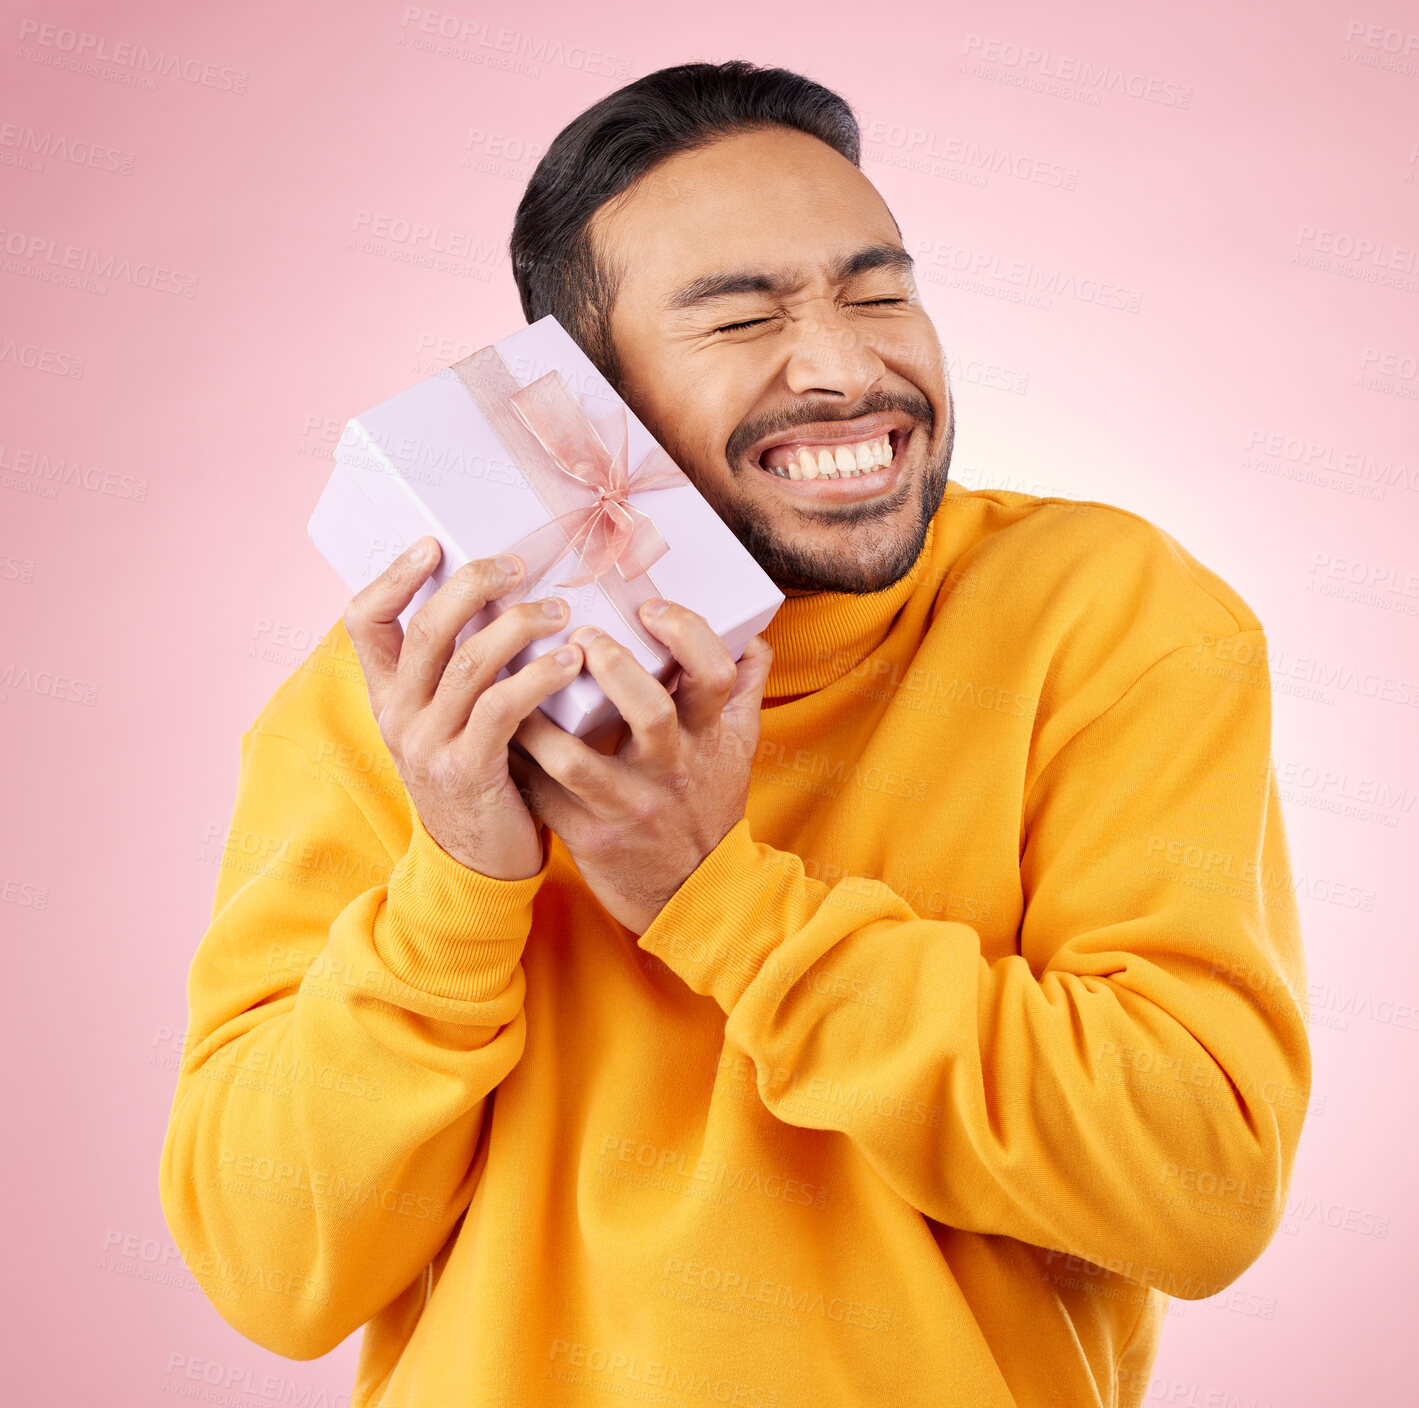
[509,60,861,387]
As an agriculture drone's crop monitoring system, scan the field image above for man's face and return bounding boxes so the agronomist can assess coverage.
[590,126,953,596]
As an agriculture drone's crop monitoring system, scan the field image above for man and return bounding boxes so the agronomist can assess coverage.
[160,61,1311,1408]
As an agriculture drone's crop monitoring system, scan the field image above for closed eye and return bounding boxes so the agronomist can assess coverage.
[712,316,774,335]
[712,298,904,335]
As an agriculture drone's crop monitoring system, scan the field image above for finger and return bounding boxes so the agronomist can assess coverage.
[424,595,572,736]
[507,747,592,838]
[385,553,527,717]
[512,707,622,814]
[568,626,680,773]
[459,639,585,762]
[342,536,441,717]
[720,635,774,735]
[635,599,737,734]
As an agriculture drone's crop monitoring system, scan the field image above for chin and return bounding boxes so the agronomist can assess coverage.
[736,490,937,596]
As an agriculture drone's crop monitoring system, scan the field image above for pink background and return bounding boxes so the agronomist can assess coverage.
[4,1,1415,1401]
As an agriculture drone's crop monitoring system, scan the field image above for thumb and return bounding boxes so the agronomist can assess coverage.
[721,635,773,733]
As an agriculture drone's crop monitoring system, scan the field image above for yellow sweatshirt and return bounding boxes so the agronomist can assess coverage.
[160,484,1312,1408]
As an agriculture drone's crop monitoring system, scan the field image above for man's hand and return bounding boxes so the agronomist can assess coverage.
[507,599,773,934]
[343,537,585,881]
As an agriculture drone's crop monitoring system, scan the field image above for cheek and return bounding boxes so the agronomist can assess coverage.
[657,368,749,469]
[620,363,698,453]
[884,320,944,394]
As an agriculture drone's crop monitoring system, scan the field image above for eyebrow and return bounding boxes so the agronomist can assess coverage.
[664,243,915,311]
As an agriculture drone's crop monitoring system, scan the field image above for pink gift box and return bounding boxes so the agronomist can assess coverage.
[307,315,784,737]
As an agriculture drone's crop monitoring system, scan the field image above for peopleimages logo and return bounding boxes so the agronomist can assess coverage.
[857,109,1079,192]
[396,7,632,79]
[912,236,1143,313]
[1296,225,1418,276]
[0,340,83,378]
[15,19,248,93]
[0,226,199,297]
[0,121,135,175]
[1244,428,1418,497]
[1340,19,1419,76]
[0,443,147,500]
[959,34,1193,108]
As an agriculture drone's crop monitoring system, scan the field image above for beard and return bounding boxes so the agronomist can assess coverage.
[706,384,955,596]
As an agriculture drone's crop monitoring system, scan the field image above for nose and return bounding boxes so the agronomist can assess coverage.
[781,300,887,403]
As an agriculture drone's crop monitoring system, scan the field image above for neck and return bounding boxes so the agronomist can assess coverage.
[760,517,941,702]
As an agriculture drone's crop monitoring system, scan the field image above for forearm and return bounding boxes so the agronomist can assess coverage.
[160,731,545,1358]
[639,817,1311,1296]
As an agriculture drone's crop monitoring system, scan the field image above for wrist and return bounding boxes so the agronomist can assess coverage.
[442,823,547,883]
[374,807,551,1001]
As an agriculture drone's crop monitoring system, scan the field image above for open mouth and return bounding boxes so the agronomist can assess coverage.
[745,412,915,498]
[755,428,907,481]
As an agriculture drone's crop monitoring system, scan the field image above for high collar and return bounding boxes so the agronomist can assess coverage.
[761,516,939,703]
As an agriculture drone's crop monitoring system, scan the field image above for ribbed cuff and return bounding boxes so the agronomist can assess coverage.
[375,808,550,1003]
[637,818,791,1012]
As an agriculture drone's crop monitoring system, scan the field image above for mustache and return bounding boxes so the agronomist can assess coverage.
[724,386,935,469]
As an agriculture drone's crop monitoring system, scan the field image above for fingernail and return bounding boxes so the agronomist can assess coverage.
[570,625,601,647]
[495,554,522,576]
[641,598,669,618]
[554,646,580,666]
[541,598,565,618]
[407,541,426,565]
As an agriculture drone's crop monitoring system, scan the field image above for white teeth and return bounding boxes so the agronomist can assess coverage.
[760,432,900,480]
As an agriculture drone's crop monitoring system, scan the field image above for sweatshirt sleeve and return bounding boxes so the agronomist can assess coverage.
[636,628,1313,1299]
[159,725,549,1360]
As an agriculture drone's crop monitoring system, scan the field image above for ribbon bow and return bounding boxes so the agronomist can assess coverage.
[493,370,690,592]
[450,347,693,659]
